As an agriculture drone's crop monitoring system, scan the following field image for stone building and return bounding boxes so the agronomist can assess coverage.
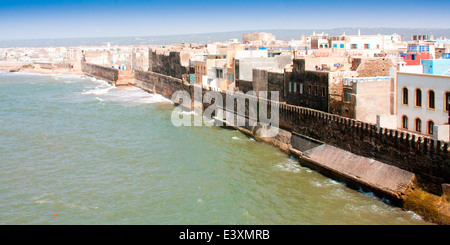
[149,49,189,80]
[341,76,394,124]
[284,59,343,114]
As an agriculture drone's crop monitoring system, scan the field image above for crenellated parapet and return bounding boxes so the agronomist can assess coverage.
[81,61,119,84]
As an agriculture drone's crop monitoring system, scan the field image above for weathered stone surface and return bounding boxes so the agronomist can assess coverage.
[134,68,450,196]
[132,64,450,224]
[302,144,416,199]
[149,49,188,79]
[291,132,322,152]
[81,62,118,83]
[355,58,394,77]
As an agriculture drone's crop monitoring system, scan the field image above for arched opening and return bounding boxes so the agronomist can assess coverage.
[402,115,408,129]
[427,120,434,135]
[415,118,422,133]
[445,91,450,112]
[428,90,435,109]
[415,88,422,107]
[402,87,408,105]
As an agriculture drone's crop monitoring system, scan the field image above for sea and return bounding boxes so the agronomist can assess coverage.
[0,71,431,225]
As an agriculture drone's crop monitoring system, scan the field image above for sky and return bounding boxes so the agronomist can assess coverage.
[0,0,449,40]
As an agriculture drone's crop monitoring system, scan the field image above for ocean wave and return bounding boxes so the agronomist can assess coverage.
[275,160,301,173]
[82,87,113,95]
[81,82,172,105]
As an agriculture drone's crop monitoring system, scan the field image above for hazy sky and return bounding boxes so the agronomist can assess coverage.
[0,0,449,40]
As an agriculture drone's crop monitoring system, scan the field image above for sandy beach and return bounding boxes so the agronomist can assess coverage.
[0,61,84,76]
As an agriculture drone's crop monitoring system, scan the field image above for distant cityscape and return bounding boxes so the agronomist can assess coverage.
[1,29,450,143]
[1,26,450,224]
[1,27,450,48]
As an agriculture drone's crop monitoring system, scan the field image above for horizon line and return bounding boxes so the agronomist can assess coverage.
[2,27,450,42]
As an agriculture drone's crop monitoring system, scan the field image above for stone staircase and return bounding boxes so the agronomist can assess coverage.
[116,70,137,86]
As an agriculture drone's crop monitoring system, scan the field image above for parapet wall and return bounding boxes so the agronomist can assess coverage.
[149,49,188,79]
[276,102,449,195]
[81,62,118,83]
[135,69,449,196]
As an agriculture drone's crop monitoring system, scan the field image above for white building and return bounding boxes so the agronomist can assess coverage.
[344,33,405,56]
[396,72,450,141]
[205,58,227,91]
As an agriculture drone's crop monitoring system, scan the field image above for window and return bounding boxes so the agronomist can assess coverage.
[415,88,422,107]
[402,115,408,129]
[308,85,312,94]
[299,83,303,94]
[364,44,370,49]
[415,118,422,133]
[427,120,434,135]
[351,44,357,49]
[411,54,416,60]
[333,44,337,48]
[445,92,450,112]
[294,82,297,93]
[344,89,351,103]
[340,44,344,48]
[428,90,435,109]
[289,82,292,92]
[402,87,409,105]
[321,87,326,97]
[313,86,318,96]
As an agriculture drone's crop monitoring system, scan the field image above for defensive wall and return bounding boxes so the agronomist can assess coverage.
[81,61,118,84]
[132,67,450,224]
[82,53,450,224]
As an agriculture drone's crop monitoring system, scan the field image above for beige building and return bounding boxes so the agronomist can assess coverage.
[342,76,394,124]
[194,60,207,85]
[242,32,275,44]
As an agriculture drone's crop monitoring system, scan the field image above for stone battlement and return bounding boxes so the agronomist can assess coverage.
[132,68,449,195]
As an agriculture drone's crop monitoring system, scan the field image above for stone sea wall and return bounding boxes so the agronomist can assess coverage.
[79,62,450,224]
[134,69,449,197]
[135,69,450,224]
[81,62,118,84]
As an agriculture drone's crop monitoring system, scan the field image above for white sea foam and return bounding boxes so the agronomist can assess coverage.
[406,211,423,221]
[275,160,301,173]
[3,71,47,76]
[81,81,172,105]
[232,136,240,140]
[83,86,109,94]
[82,87,113,95]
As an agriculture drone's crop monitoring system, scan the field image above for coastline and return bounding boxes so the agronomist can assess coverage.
[2,67,448,225]
[0,62,84,76]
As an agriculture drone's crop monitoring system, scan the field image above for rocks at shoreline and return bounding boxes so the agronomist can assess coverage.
[9,68,21,72]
